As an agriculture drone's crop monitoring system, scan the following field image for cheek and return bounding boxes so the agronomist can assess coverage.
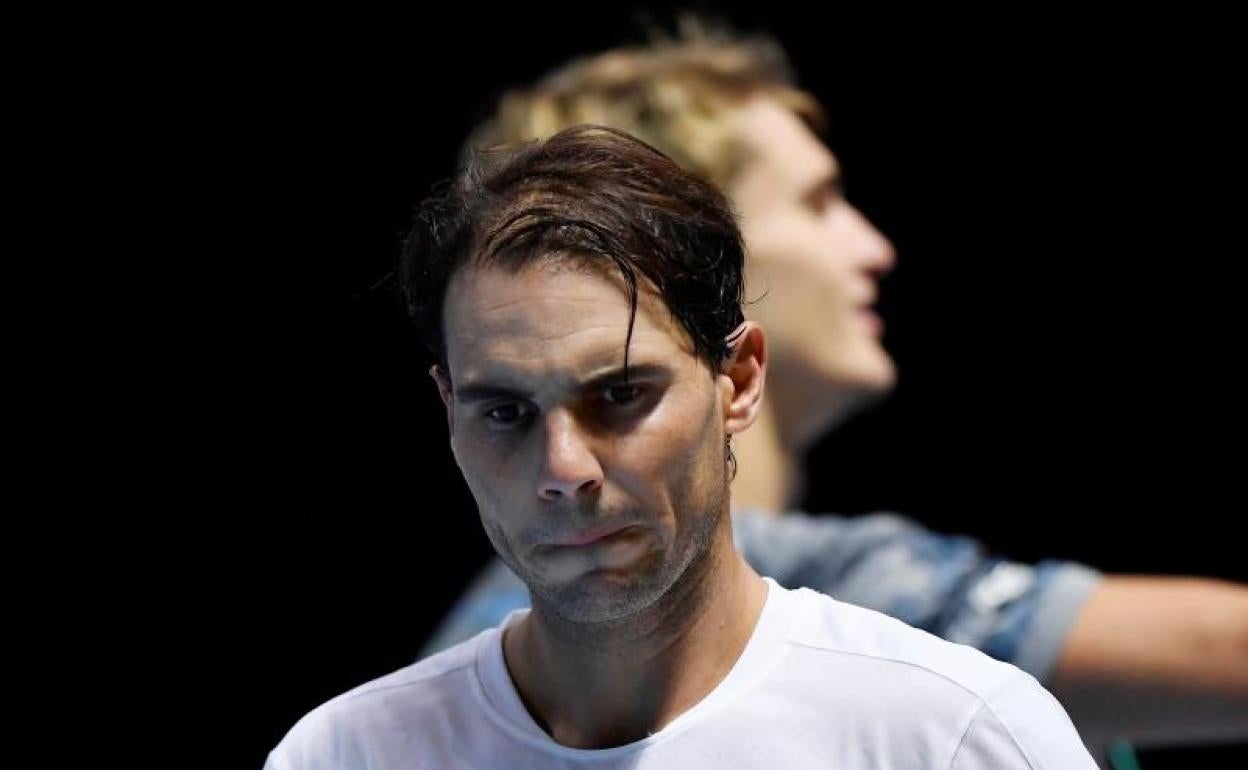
[476,509,511,551]
[615,389,722,499]
[453,433,528,514]
[748,224,852,302]
[748,267,852,347]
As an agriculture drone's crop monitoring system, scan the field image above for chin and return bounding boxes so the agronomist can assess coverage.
[825,345,896,395]
[812,351,897,432]
[860,355,898,394]
[536,570,671,624]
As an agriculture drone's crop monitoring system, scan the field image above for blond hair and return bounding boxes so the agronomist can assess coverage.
[465,26,823,188]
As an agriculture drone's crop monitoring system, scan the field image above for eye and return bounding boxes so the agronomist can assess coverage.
[483,402,533,428]
[602,384,643,405]
[806,179,845,214]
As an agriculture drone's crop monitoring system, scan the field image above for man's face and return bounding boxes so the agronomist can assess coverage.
[438,260,735,623]
[728,97,897,400]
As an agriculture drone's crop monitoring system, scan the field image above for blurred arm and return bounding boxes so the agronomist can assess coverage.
[1048,575,1248,748]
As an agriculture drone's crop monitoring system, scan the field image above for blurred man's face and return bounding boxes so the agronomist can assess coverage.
[436,260,735,623]
[728,97,897,406]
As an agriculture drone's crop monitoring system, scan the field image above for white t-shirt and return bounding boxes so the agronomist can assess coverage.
[266,578,1095,769]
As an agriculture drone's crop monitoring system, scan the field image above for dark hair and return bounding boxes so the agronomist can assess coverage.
[400,125,746,375]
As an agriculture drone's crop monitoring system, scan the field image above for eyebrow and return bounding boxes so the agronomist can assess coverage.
[453,362,671,404]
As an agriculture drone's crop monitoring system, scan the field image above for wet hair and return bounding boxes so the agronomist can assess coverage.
[400,124,746,377]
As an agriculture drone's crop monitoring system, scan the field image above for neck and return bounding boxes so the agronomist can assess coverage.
[503,520,768,749]
[730,402,802,513]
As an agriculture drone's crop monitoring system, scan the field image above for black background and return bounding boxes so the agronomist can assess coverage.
[152,5,1244,766]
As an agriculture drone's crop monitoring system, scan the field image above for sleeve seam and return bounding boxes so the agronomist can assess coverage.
[943,700,987,770]
[944,671,1044,770]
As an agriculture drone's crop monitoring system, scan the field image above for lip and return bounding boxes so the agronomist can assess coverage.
[857,307,884,336]
[551,524,636,547]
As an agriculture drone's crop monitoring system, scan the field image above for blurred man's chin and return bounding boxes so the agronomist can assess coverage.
[864,355,898,393]
[834,346,896,394]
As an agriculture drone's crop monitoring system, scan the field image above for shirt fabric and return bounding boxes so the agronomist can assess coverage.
[267,578,1097,769]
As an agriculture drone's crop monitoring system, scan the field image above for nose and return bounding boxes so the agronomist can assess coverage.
[537,408,604,501]
[849,205,897,275]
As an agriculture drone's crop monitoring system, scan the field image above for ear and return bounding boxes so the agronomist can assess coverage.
[430,364,455,433]
[718,321,766,435]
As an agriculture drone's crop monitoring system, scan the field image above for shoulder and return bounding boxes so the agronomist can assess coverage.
[783,588,1094,767]
[264,636,485,770]
[788,586,1021,698]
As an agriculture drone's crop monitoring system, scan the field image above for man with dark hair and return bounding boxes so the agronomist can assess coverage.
[265,125,1095,768]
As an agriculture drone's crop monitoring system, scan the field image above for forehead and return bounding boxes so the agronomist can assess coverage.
[731,97,839,194]
[442,260,697,384]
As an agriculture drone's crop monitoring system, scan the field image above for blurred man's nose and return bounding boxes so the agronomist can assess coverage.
[850,205,897,275]
[537,408,605,501]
